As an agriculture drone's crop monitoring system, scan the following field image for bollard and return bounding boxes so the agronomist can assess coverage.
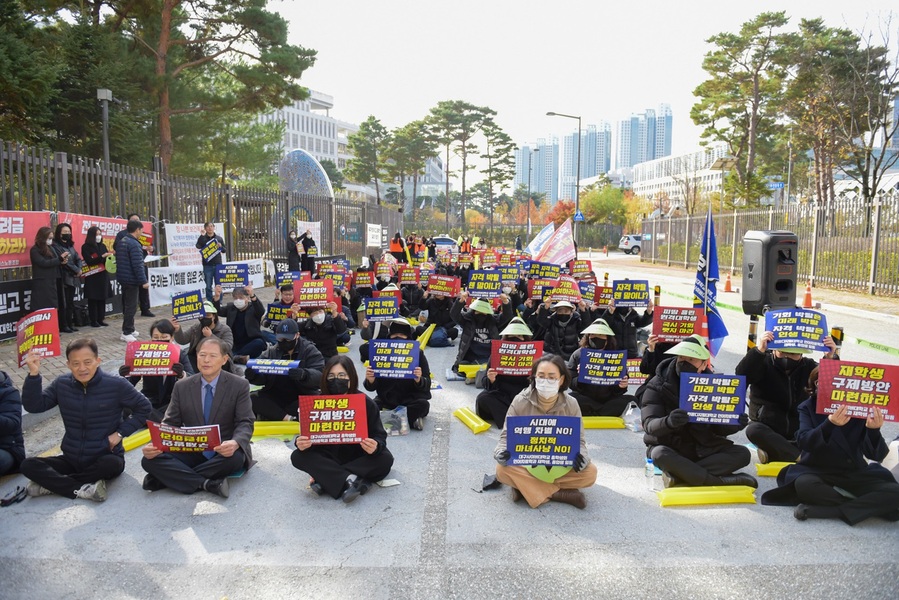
[604,272,609,286]
[654,285,661,307]
[830,326,844,358]
[747,314,759,353]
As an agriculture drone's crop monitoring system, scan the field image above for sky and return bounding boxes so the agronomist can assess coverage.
[270,0,896,175]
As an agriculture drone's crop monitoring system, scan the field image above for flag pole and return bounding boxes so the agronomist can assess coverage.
[704,205,712,318]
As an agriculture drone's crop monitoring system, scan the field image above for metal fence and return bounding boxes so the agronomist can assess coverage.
[402,220,623,250]
[0,139,401,279]
[640,191,899,296]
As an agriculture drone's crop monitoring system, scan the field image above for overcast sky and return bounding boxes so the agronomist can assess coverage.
[270,0,896,167]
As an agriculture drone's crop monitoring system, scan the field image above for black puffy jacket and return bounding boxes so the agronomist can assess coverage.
[23,368,151,469]
[451,299,513,368]
[0,371,25,468]
[601,307,653,357]
[537,307,583,359]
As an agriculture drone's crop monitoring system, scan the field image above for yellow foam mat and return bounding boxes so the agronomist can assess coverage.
[453,407,491,434]
[417,323,436,349]
[756,461,794,477]
[122,429,150,452]
[337,346,349,354]
[457,364,486,378]
[656,485,757,507]
[583,416,626,429]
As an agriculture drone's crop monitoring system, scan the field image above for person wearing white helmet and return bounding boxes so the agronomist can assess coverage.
[640,335,757,489]
[450,290,513,380]
[567,318,636,417]
[535,300,583,359]
[736,330,837,464]
[475,317,536,427]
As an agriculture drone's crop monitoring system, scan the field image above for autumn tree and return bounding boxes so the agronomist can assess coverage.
[345,116,388,203]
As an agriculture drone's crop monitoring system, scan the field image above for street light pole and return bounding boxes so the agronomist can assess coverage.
[97,88,113,217]
[547,111,581,254]
[527,147,540,237]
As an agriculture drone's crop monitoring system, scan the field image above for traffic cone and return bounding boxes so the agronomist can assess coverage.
[802,280,813,308]
[724,272,733,293]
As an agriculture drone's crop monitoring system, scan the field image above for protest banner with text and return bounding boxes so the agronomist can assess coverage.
[427,275,461,298]
[16,308,60,367]
[578,349,627,385]
[369,339,420,379]
[490,341,543,376]
[215,263,250,291]
[679,374,746,425]
[612,280,650,308]
[0,211,52,269]
[364,296,400,322]
[125,341,180,376]
[816,359,897,422]
[148,421,221,452]
[467,270,503,299]
[246,359,301,376]
[299,394,369,444]
[765,308,829,353]
[505,415,580,467]
[295,279,334,308]
[652,307,706,343]
[171,290,205,322]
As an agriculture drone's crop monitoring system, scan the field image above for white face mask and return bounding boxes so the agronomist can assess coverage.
[535,379,561,399]
[311,313,325,325]
[502,286,512,294]
[46,238,53,245]
[233,299,247,310]
[96,235,103,243]
[380,276,390,283]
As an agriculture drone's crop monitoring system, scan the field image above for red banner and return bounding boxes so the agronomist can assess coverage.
[534,219,576,264]
[490,340,543,376]
[57,212,154,249]
[527,278,557,300]
[16,308,61,367]
[568,259,593,279]
[299,393,369,444]
[125,341,181,376]
[427,275,461,298]
[0,211,52,269]
[375,261,394,278]
[817,359,898,422]
[548,276,582,304]
[626,358,647,386]
[355,271,375,288]
[295,279,334,308]
[652,307,706,343]
[148,421,221,452]
[595,285,614,307]
[398,265,420,286]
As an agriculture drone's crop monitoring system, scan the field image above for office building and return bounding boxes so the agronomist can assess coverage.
[616,103,673,170]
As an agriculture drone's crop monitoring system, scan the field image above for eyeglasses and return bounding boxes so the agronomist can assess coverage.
[535,376,560,382]
[326,373,350,381]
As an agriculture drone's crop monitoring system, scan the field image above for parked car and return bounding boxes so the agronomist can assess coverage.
[432,235,458,253]
[618,234,642,255]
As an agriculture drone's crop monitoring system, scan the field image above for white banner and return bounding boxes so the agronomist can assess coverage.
[164,222,226,267]
[148,259,263,307]
[366,223,381,247]
[525,222,555,256]
[296,221,322,249]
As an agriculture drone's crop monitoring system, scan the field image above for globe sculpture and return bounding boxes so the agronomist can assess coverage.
[278,149,335,197]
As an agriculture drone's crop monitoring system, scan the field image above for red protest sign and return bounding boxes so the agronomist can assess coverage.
[626,358,647,386]
[398,265,420,286]
[527,278,557,300]
[375,261,394,278]
[373,288,403,306]
[652,307,706,343]
[816,359,898,422]
[427,275,461,298]
[125,341,181,376]
[595,285,614,307]
[490,341,544,376]
[568,259,593,279]
[0,211,52,269]
[16,308,61,367]
[299,393,369,444]
[548,276,582,304]
[355,271,375,288]
[295,279,334,308]
[147,421,221,452]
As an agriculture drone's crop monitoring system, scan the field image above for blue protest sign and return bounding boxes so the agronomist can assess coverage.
[467,269,503,299]
[505,415,580,467]
[171,289,206,322]
[764,308,829,353]
[612,279,649,308]
[577,349,627,385]
[528,261,560,280]
[246,359,301,376]
[363,296,400,322]
[276,271,305,287]
[679,373,747,425]
[215,263,250,290]
[369,339,420,379]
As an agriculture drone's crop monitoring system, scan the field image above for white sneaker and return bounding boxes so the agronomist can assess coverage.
[25,481,53,497]
[120,333,138,343]
[75,480,107,502]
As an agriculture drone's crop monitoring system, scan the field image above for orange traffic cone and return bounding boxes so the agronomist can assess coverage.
[724,272,733,293]
[802,280,813,308]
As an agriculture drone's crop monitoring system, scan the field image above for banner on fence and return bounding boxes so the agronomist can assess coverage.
[163,222,225,267]
[148,265,206,307]
[0,211,52,269]
[58,213,153,250]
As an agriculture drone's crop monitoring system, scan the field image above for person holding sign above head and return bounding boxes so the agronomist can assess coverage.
[80,225,113,328]
[247,319,325,421]
[141,337,254,498]
[120,319,186,422]
[736,331,837,464]
[640,335,757,489]
[535,300,583,359]
[415,282,459,348]
[476,317,537,428]
[567,318,636,417]
[196,222,226,301]
[364,319,431,430]
[291,356,394,503]
[172,301,234,375]
[450,292,513,381]
[20,339,152,501]
[213,284,267,362]
[762,368,899,525]
[300,303,348,360]
[601,297,654,358]
[494,354,596,509]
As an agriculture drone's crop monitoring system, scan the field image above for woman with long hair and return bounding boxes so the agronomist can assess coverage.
[29,226,63,313]
[80,225,113,327]
[291,355,394,503]
[51,223,84,333]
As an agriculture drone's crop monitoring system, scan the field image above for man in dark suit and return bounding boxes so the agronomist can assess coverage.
[141,337,254,498]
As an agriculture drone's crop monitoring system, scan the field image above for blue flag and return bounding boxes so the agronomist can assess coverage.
[693,210,728,355]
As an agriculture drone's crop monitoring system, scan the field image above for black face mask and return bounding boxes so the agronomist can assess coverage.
[199,317,213,328]
[327,379,350,394]
[60,234,71,242]
[588,338,606,349]
[278,339,297,353]
[775,357,797,372]
[556,314,572,325]
[675,360,700,375]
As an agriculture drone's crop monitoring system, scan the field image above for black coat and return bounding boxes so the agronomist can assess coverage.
[420,295,455,329]
[451,299,513,368]
[537,307,583,359]
[29,245,61,310]
[115,234,147,286]
[81,241,111,301]
[196,233,225,266]
[0,371,25,469]
[640,357,743,459]
[52,239,84,289]
[287,238,301,271]
[215,297,267,343]
[601,307,653,357]
[299,314,348,359]
[762,397,895,506]
[307,395,391,464]
[252,338,326,398]
[364,350,432,404]
[735,348,820,440]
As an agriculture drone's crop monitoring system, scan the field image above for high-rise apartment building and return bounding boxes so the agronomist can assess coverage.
[561,123,612,200]
[535,137,560,205]
[616,103,673,170]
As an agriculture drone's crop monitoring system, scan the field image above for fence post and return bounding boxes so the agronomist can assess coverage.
[683,215,692,269]
[54,152,69,214]
[666,216,672,267]
[767,206,774,230]
[809,202,820,287]
[150,157,161,223]
[224,183,234,258]
[867,193,884,295]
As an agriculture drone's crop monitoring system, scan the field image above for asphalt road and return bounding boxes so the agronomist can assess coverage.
[1,253,897,600]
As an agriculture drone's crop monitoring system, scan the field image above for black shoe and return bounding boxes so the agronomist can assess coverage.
[794,504,810,521]
[203,478,230,498]
[90,322,102,328]
[309,481,324,496]
[70,326,80,332]
[98,321,110,327]
[718,473,759,489]
[60,326,75,333]
[411,417,424,431]
[142,474,166,492]
[341,477,372,504]
[141,311,156,318]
